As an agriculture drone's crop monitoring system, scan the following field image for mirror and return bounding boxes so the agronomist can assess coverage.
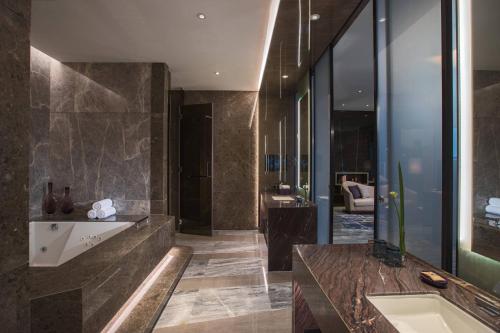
[297,89,310,196]
[471,0,500,262]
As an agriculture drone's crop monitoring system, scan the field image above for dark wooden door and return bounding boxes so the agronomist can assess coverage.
[179,104,212,235]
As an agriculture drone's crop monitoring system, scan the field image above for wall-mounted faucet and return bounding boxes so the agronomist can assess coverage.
[475,295,500,317]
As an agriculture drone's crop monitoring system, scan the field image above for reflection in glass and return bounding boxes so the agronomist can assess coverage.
[457,0,500,296]
[376,0,443,267]
[332,1,375,245]
[313,51,331,244]
[297,91,310,194]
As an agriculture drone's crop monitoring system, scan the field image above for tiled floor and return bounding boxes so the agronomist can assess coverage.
[153,231,292,333]
[332,207,374,244]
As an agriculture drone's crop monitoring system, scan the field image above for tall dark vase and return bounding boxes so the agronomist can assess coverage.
[61,186,74,214]
[43,182,57,215]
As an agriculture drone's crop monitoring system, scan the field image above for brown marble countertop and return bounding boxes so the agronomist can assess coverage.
[293,244,500,333]
[29,215,174,299]
[261,192,315,209]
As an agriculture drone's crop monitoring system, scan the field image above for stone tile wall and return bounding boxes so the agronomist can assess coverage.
[0,1,31,331]
[29,48,170,217]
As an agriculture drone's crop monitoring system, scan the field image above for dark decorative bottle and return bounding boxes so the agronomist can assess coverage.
[43,182,57,215]
[61,186,74,214]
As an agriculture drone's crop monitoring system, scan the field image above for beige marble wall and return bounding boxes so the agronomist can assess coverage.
[184,91,259,230]
[29,49,171,217]
[0,1,31,331]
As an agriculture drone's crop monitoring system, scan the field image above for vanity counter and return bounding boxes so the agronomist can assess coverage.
[260,192,317,271]
[293,243,500,333]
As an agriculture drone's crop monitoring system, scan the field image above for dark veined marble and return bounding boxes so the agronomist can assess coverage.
[0,1,31,332]
[29,49,172,217]
[293,280,320,332]
[293,244,500,333]
[114,246,193,333]
[29,215,175,333]
[184,91,259,230]
[261,192,317,271]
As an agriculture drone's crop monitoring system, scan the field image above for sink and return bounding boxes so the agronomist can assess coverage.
[367,294,495,333]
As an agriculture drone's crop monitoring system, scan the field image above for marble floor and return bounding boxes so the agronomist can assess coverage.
[332,207,374,244]
[153,231,292,333]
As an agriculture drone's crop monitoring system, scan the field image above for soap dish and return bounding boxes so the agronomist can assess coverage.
[420,271,448,289]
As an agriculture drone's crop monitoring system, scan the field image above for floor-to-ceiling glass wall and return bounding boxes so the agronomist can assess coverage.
[313,51,331,244]
[331,1,376,244]
[376,0,443,267]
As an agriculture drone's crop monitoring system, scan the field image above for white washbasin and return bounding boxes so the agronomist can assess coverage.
[367,294,495,333]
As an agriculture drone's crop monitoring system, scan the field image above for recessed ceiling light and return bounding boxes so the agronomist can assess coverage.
[366,104,370,107]
[342,103,346,107]
[282,74,289,79]
[357,90,363,94]
[214,71,220,76]
[310,14,321,21]
[197,13,206,20]
[379,18,386,23]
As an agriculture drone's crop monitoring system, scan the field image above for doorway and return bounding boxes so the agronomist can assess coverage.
[330,0,376,244]
[179,104,213,235]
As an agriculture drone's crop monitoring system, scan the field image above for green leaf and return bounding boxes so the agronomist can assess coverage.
[398,162,406,255]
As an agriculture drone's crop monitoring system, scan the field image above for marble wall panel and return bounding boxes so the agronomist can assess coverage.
[0,1,31,332]
[30,48,51,218]
[48,112,151,206]
[168,89,184,226]
[184,91,258,230]
[51,63,151,114]
[29,58,170,216]
[150,63,170,214]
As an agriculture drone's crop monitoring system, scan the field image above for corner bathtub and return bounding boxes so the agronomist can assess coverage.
[29,215,148,267]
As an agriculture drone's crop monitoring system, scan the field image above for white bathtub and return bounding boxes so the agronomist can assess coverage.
[29,219,137,267]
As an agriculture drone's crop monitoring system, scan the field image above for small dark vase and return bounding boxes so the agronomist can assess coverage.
[43,182,57,215]
[61,187,74,214]
[384,244,405,267]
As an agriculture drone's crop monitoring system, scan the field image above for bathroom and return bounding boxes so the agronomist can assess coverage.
[1,0,499,332]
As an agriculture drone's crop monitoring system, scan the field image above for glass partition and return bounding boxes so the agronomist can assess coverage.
[376,0,443,267]
[331,1,375,244]
[313,51,331,244]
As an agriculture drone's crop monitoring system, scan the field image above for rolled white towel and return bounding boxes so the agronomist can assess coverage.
[485,205,500,216]
[97,206,117,219]
[87,209,98,219]
[488,198,500,207]
[92,199,113,211]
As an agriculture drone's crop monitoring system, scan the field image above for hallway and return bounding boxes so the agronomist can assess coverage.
[153,231,292,333]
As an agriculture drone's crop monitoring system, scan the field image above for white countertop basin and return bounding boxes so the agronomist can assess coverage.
[367,294,495,333]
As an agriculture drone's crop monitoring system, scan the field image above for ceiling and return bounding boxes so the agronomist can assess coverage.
[31,0,274,91]
[261,0,365,98]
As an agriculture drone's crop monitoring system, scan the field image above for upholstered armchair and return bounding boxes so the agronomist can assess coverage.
[342,181,375,213]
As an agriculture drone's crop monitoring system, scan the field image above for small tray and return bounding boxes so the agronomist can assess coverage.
[420,271,448,289]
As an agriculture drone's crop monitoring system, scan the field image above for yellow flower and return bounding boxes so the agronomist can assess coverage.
[389,191,398,198]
